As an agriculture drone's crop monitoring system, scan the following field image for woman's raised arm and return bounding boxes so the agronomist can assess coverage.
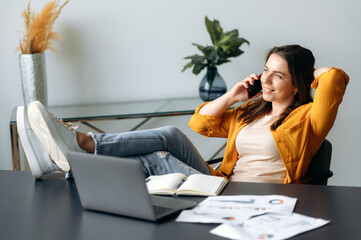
[310,67,349,138]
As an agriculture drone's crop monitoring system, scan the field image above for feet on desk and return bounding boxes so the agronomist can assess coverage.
[27,101,85,172]
[17,106,60,179]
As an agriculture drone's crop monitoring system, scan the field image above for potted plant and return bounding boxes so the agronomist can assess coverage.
[16,0,69,107]
[182,16,249,101]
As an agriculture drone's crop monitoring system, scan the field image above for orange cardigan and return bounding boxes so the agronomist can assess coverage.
[189,68,349,183]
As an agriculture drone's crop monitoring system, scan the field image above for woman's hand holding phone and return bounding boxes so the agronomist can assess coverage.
[228,73,262,102]
[199,73,262,116]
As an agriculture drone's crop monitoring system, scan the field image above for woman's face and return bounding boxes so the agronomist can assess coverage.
[261,53,298,108]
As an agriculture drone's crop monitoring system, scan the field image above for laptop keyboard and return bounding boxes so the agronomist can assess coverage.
[153,205,174,216]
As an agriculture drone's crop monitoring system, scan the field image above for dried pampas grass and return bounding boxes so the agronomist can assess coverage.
[17,0,69,54]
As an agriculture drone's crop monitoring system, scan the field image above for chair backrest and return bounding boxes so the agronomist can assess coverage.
[305,139,333,185]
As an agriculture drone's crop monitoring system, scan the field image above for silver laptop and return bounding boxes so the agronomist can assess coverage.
[67,151,197,221]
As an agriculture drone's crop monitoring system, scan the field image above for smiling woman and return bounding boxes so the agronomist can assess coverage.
[191,44,349,183]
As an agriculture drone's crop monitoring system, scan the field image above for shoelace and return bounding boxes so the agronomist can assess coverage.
[49,113,79,131]
[59,119,79,131]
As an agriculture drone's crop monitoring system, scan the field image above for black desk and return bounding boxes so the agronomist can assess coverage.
[1,170,360,240]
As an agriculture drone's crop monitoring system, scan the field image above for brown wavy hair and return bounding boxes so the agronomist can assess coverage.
[237,45,315,130]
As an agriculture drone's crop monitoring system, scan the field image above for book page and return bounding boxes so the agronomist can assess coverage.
[176,174,228,196]
[146,173,187,195]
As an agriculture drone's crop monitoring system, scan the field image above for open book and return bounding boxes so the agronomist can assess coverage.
[145,173,228,196]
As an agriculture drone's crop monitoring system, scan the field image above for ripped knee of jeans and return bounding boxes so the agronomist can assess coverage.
[155,151,170,159]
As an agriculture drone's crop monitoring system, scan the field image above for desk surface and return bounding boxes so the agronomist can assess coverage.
[1,170,361,240]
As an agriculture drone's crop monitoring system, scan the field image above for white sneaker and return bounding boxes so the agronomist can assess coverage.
[27,101,85,172]
[17,106,60,179]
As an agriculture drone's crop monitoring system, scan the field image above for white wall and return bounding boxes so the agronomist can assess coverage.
[1,0,360,186]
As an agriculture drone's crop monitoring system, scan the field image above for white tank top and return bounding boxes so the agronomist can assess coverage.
[230,115,287,183]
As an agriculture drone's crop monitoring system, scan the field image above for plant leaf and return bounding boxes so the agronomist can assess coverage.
[217,58,231,65]
[225,48,244,58]
[182,62,193,72]
[205,16,222,45]
[183,54,207,74]
[184,54,206,64]
[223,37,250,49]
[192,63,206,75]
[218,29,239,46]
[184,54,202,60]
[221,37,250,58]
[203,46,218,65]
[192,43,206,55]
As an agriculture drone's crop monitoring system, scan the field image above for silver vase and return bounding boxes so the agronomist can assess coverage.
[19,53,48,107]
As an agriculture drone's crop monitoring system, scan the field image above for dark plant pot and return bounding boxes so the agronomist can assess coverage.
[199,67,227,101]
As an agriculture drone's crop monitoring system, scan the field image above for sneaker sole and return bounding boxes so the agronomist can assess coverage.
[17,106,43,179]
[27,102,71,171]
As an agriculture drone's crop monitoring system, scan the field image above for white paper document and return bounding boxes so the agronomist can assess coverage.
[176,195,297,224]
[176,194,329,239]
[194,195,297,215]
[176,209,252,224]
[210,213,330,240]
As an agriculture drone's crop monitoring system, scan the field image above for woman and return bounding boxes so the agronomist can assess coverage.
[25,45,349,183]
[190,45,348,183]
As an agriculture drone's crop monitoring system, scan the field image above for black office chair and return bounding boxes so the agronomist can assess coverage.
[293,139,333,185]
[207,139,333,185]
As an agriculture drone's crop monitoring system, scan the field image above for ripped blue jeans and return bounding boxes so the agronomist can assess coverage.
[89,126,212,178]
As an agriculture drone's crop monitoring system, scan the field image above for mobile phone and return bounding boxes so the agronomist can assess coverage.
[247,74,262,98]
